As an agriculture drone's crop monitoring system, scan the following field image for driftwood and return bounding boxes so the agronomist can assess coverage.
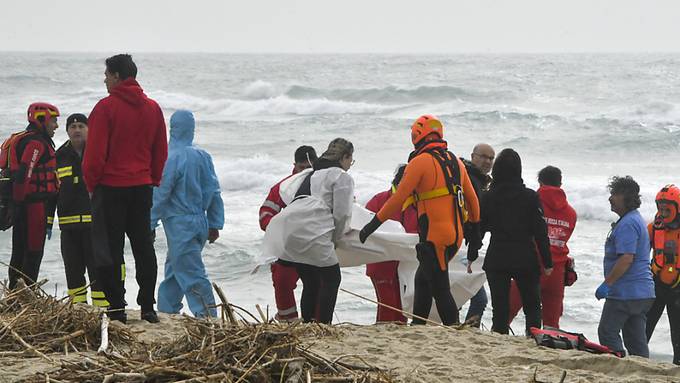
[0,280,395,383]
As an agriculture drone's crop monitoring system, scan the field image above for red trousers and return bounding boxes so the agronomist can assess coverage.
[271,261,299,320]
[366,261,407,323]
[509,261,566,328]
[9,201,47,289]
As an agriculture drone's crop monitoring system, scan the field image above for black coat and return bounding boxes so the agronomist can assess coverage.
[47,141,92,230]
[480,180,552,273]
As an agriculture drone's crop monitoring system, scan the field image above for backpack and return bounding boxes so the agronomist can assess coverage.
[0,131,32,230]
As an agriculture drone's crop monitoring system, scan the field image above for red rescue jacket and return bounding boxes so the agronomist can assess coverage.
[259,169,300,231]
[5,127,59,202]
[538,185,577,264]
[83,78,168,193]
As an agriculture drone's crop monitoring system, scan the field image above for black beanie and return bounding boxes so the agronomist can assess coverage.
[66,113,88,128]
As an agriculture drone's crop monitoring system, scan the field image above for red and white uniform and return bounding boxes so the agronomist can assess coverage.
[260,170,300,321]
[365,189,418,323]
[509,185,577,328]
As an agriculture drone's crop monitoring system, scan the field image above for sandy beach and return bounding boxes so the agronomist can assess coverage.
[2,310,679,383]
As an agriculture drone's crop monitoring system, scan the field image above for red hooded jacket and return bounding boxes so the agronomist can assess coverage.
[538,185,577,264]
[83,78,168,193]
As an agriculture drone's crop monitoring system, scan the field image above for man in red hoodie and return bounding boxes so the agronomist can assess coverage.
[83,54,168,324]
[508,166,577,329]
[365,164,418,323]
[259,146,317,321]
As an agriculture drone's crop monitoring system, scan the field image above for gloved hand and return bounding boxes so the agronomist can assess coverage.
[359,216,382,244]
[46,228,52,240]
[467,246,479,263]
[595,282,610,300]
[464,222,483,251]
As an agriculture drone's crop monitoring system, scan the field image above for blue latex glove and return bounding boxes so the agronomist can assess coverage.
[595,282,610,300]
[46,228,52,240]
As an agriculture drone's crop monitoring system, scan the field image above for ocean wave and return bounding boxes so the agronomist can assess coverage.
[149,90,400,118]
[284,84,482,104]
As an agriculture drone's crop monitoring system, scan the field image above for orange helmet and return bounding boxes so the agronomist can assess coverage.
[27,102,60,128]
[411,115,443,146]
[655,184,680,225]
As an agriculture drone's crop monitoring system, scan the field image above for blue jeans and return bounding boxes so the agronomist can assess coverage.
[465,286,488,321]
[598,298,654,358]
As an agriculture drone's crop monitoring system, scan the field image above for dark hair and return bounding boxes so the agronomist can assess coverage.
[105,54,137,80]
[321,138,354,162]
[608,175,641,211]
[294,145,318,164]
[538,166,562,187]
[392,164,407,187]
[491,148,522,187]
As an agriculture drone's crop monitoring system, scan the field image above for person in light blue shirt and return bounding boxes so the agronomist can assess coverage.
[151,110,224,318]
[597,176,655,357]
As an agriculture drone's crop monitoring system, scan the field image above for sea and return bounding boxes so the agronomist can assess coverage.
[0,53,678,362]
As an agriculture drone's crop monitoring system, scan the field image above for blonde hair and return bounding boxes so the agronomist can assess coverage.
[321,137,354,162]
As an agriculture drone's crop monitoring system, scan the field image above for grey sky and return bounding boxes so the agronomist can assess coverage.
[1,0,678,53]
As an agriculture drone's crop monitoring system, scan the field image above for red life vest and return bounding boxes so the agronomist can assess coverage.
[1,130,58,200]
[529,327,624,358]
[650,224,680,289]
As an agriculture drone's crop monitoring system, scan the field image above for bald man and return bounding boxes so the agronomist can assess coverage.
[460,143,495,326]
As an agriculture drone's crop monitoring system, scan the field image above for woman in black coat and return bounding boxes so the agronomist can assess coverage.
[477,148,553,335]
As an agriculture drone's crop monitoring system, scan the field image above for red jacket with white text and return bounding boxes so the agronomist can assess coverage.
[538,185,577,264]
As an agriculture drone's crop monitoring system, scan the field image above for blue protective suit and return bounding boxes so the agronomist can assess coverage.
[151,110,225,317]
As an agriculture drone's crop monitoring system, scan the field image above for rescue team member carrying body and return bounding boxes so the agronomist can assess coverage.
[46,114,108,307]
[1,103,60,289]
[646,184,680,365]
[84,54,168,324]
[273,138,355,324]
[360,115,481,326]
[151,110,224,318]
[365,164,418,324]
[508,166,576,329]
[477,149,553,335]
[259,146,318,321]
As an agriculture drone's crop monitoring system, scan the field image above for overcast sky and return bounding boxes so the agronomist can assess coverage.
[1,0,678,53]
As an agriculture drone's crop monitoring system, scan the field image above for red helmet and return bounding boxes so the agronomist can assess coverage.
[655,184,680,225]
[27,102,60,128]
[411,115,443,146]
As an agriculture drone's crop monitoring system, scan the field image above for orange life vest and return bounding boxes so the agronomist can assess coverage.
[0,130,58,200]
[650,224,680,288]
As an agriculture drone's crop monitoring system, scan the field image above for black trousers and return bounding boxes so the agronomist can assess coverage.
[412,242,459,326]
[61,228,107,306]
[91,185,157,312]
[487,269,541,335]
[646,283,680,365]
[9,201,46,289]
[291,262,341,324]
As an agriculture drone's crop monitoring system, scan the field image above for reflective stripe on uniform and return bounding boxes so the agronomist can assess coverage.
[57,166,73,179]
[277,306,298,316]
[57,215,92,225]
[47,216,54,224]
[259,212,274,220]
[68,286,88,303]
[121,264,126,281]
[261,200,282,213]
[91,291,110,307]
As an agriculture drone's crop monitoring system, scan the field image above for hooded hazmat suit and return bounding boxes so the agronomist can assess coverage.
[151,110,224,317]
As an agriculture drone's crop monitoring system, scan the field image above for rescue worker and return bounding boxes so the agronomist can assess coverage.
[476,149,553,335]
[46,114,108,307]
[508,166,576,329]
[4,103,60,289]
[365,164,418,324]
[360,115,481,326]
[596,176,655,358]
[269,138,355,324]
[151,110,224,318]
[646,184,680,365]
[460,143,494,326]
[259,145,318,321]
[84,54,168,324]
